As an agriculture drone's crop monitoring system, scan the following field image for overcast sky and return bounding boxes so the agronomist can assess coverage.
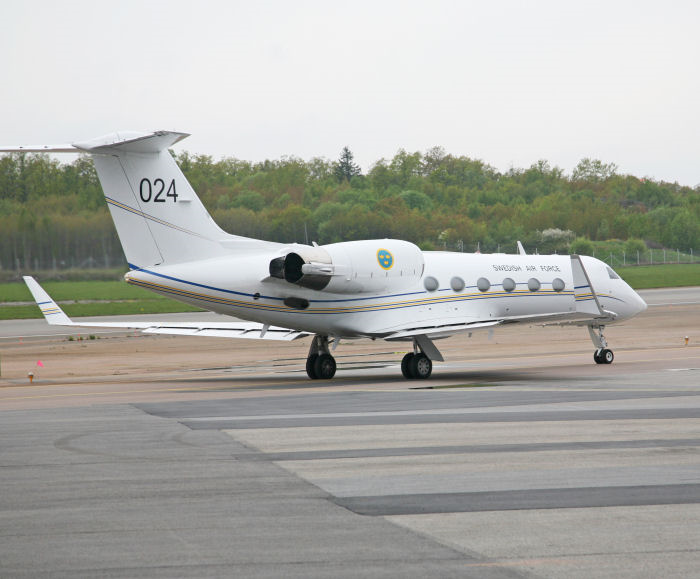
[2,1,699,185]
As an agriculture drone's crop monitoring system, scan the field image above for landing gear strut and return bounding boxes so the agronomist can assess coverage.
[401,339,433,379]
[306,335,336,379]
[588,325,614,365]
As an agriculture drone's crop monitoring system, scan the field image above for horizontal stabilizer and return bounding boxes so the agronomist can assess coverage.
[0,131,189,155]
[23,276,306,341]
[0,144,79,153]
[73,130,189,153]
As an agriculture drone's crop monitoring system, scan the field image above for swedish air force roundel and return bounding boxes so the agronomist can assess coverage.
[377,248,394,270]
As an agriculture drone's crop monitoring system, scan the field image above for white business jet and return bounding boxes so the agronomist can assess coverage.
[2,131,647,379]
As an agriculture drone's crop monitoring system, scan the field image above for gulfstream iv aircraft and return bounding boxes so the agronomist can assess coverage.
[3,131,647,379]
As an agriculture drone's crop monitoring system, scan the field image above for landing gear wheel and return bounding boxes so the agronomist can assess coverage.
[313,353,336,379]
[409,353,432,379]
[593,348,614,364]
[401,353,415,379]
[306,354,319,379]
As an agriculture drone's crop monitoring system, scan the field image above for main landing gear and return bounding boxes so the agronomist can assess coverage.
[588,325,614,365]
[305,334,441,380]
[306,335,337,379]
[400,339,434,379]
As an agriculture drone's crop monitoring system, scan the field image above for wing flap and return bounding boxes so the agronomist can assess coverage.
[142,325,306,340]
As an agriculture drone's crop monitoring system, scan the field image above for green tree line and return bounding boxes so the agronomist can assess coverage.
[1,148,698,272]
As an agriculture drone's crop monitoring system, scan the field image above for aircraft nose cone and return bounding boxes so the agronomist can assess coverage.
[629,288,647,316]
[632,290,647,314]
[618,281,647,319]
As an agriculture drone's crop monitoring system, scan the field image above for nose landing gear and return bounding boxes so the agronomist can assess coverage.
[593,348,614,364]
[588,325,614,364]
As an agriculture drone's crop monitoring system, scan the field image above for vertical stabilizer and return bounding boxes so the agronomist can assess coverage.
[73,131,273,268]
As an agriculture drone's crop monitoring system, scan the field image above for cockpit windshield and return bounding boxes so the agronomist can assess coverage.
[606,266,621,280]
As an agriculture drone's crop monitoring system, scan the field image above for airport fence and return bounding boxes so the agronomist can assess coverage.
[597,248,699,267]
[435,241,700,267]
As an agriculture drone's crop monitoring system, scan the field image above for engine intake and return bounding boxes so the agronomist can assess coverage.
[269,245,333,291]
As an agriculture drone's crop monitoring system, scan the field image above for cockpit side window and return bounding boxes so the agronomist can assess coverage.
[606,266,620,280]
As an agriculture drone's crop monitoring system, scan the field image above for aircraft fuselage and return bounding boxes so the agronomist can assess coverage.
[124,250,646,339]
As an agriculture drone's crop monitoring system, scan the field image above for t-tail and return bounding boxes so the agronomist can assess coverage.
[0,131,276,269]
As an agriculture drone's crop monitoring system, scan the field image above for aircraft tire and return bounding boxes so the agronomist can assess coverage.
[410,353,432,379]
[401,353,415,379]
[593,349,604,364]
[602,348,614,364]
[306,354,319,379]
[314,354,336,379]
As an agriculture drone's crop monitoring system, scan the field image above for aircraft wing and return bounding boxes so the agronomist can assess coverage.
[539,312,618,327]
[384,320,503,340]
[22,276,308,341]
[383,309,615,341]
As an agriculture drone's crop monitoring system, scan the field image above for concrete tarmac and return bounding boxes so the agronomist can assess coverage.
[1,287,699,577]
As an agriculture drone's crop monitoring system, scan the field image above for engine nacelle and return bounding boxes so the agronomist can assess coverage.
[269,239,424,294]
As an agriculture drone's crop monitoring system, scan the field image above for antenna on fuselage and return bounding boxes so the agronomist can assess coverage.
[517,240,527,255]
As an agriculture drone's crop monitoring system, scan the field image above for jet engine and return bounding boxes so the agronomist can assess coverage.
[269,239,424,294]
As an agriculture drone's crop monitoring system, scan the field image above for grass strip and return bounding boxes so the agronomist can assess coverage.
[0,301,202,320]
[617,264,700,289]
[1,280,165,302]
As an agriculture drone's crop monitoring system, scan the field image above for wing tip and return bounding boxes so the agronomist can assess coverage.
[23,276,73,326]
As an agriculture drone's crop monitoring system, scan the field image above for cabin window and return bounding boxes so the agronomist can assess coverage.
[528,278,541,292]
[502,277,516,292]
[450,276,465,291]
[424,276,439,291]
[552,277,565,292]
[477,277,490,292]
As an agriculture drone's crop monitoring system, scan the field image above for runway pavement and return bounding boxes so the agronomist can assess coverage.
[1,287,699,577]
